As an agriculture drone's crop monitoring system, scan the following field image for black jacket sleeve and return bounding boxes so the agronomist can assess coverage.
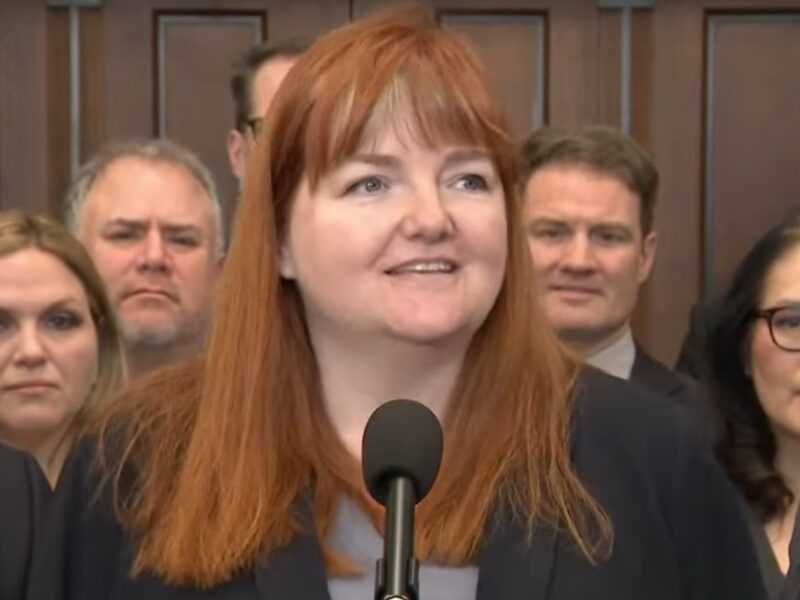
[25,440,124,600]
[0,444,50,600]
[646,393,767,599]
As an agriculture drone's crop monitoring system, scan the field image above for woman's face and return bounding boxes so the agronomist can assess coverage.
[0,248,99,446]
[749,244,800,439]
[279,112,508,347]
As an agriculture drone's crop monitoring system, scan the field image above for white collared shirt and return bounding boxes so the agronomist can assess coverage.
[587,328,636,380]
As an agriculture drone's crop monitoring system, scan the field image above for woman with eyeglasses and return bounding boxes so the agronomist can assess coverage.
[709,212,800,599]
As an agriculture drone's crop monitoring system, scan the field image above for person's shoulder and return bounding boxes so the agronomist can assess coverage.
[632,346,698,398]
[571,367,707,465]
[0,444,50,600]
[574,367,688,433]
[0,442,29,476]
[0,443,48,506]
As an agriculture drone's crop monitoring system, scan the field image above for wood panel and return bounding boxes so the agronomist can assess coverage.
[441,12,546,140]
[646,0,800,364]
[158,13,263,229]
[46,7,71,216]
[53,0,349,240]
[706,12,800,294]
[0,0,49,213]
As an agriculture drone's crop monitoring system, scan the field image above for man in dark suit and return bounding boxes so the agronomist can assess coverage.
[521,126,701,416]
[0,442,49,600]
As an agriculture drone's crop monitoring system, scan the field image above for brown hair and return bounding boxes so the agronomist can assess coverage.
[230,39,308,132]
[0,212,124,439]
[96,6,610,587]
[520,125,659,233]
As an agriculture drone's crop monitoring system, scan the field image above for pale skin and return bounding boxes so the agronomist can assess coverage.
[227,56,297,183]
[523,165,657,357]
[280,116,508,459]
[0,249,98,485]
[748,244,800,573]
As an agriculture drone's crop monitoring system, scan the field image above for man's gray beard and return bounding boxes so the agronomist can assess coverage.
[119,317,207,350]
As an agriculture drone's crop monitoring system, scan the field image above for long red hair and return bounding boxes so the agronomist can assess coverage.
[95,6,610,587]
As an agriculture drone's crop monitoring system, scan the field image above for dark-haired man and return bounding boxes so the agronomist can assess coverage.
[227,41,306,185]
[521,126,700,412]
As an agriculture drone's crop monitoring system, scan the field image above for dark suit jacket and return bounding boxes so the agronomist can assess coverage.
[28,370,767,599]
[631,345,715,440]
[0,443,49,600]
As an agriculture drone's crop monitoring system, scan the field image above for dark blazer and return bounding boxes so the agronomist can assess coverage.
[0,443,49,600]
[632,345,699,406]
[631,345,714,439]
[28,370,766,599]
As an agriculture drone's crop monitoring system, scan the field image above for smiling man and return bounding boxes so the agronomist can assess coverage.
[65,139,224,379]
[521,126,698,407]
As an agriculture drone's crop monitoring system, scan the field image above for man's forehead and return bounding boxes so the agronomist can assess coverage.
[251,56,297,115]
[85,158,213,226]
[524,166,641,224]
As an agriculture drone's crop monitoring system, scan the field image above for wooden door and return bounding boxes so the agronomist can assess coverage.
[645,0,800,362]
[43,0,350,234]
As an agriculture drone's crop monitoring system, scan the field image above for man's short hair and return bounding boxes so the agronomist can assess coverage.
[230,40,308,132]
[64,138,225,257]
[520,125,659,234]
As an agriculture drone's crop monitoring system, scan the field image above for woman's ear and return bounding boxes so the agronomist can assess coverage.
[278,242,296,279]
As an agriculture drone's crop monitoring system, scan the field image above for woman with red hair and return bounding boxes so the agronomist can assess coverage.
[30,7,764,599]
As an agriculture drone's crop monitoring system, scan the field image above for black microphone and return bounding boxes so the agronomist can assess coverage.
[362,399,444,600]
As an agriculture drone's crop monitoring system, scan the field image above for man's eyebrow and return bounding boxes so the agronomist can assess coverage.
[161,224,202,235]
[528,217,569,226]
[101,219,146,230]
[589,222,633,232]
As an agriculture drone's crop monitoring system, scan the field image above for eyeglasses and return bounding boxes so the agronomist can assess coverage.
[754,305,800,352]
[244,117,264,139]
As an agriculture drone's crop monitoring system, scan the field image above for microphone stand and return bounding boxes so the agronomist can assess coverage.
[374,476,419,600]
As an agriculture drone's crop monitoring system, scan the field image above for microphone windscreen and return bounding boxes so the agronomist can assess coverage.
[362,399,443,506]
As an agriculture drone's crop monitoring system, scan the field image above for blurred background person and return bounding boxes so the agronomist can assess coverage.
[30,9,764,600]
[0,212,123,485]
[521,126,702,417]
[65,139,224,380]
[227,40,306,186]
[710,212,800,599]
[0,441,49,600]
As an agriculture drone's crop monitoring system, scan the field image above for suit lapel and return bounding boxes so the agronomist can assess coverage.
[475,510,559,600]
[254,495,331,600]
[630,347,682,398]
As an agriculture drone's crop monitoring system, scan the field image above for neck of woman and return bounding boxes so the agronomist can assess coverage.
[775,430,800,500]
[311,331,470,460]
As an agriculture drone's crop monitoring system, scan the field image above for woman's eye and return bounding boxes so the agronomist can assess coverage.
[346,176,386,195]
[775,313,800,329]
[0,316,12,335]
[43,311,81,331]
[455,174,489,191]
